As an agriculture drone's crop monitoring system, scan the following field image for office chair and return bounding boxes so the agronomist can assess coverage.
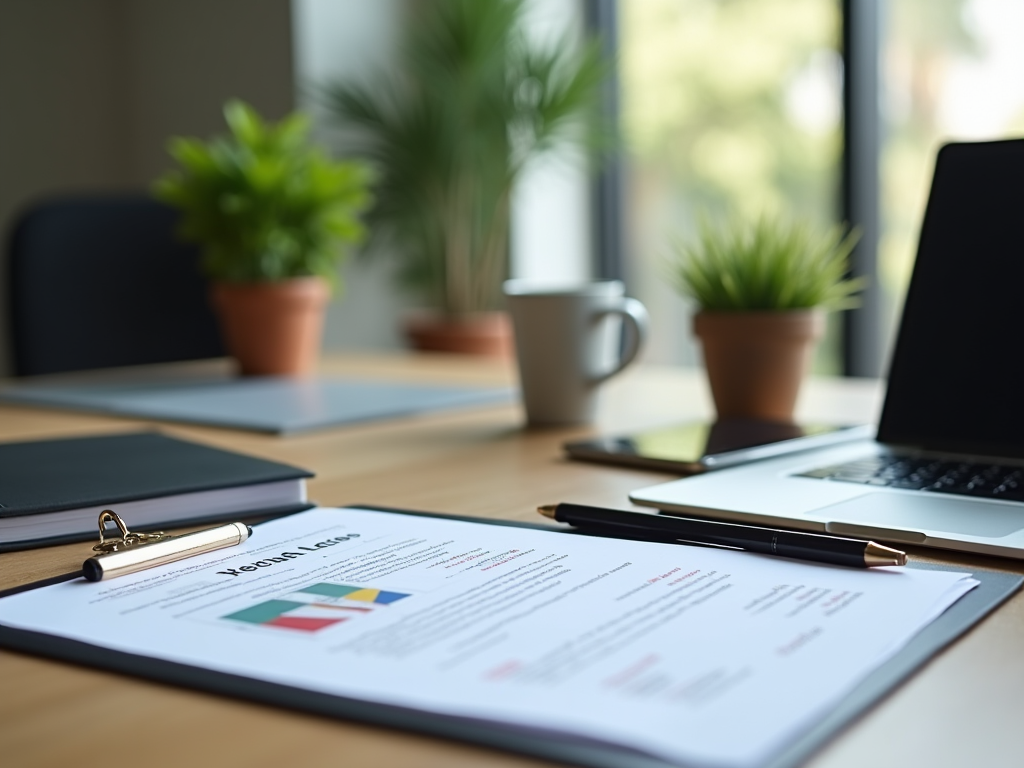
[7,194,225,376]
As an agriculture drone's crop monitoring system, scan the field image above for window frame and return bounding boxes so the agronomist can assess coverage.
[586,0,883,377]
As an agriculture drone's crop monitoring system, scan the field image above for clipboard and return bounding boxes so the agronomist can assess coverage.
[0,505,1020,768]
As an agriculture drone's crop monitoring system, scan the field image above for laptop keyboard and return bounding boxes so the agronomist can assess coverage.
[797,456,1024,502]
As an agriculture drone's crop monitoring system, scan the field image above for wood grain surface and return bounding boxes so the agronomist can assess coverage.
[1,354,1021,768]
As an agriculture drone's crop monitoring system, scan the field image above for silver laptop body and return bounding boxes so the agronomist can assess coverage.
[631,139,1024,559]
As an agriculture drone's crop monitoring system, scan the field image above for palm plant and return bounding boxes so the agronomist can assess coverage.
[322,0,607,317]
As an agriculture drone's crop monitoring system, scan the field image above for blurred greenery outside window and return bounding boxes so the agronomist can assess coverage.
[619,0,843,373]
[615,0,1024,375]
[878,0,1024,354]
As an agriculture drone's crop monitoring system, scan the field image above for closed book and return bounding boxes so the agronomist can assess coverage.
[0,431,313,552]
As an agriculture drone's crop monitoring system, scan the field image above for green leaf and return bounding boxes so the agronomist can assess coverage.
[223,100,264,147]
[670,212,864,312]
[152,99,373,287]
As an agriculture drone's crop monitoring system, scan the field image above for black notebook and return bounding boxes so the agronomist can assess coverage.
[0,431,313,552]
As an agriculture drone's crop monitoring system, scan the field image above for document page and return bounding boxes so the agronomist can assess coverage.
[0,507,977,768]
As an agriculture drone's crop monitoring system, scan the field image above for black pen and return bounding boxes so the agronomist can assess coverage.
[538,503,907,568]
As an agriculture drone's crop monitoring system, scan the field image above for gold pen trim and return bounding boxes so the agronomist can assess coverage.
[863,541,908,567]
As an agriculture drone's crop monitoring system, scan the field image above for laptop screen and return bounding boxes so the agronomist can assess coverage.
[877,139,1024,459]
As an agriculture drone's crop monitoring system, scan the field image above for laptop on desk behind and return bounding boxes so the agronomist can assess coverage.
[631,138,1024,559]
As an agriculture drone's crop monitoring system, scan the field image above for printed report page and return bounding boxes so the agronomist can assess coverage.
[0,507,977,768]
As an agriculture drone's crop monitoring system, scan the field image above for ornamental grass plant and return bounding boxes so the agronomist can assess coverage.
[672,213,865,422]
[670,214,864,312]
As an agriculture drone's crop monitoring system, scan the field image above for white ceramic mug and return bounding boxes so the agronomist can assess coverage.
[503,280,649,426]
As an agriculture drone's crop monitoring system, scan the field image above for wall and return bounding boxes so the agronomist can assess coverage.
[0,0,295,376]
[0,0,593,374]
[0,0,126,376]
[292,0,415,351]
[511,0,594,285]
[120,0,296,184]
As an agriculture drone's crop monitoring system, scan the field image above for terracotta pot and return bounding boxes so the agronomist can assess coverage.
[403,311,513,358]
[210,277,330,376]
[693,309,824,423]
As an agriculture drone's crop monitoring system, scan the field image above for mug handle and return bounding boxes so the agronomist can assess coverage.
[591,297,649,384]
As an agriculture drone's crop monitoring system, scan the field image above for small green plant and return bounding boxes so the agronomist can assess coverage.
[670,214,865,311]
[154,100,373,285]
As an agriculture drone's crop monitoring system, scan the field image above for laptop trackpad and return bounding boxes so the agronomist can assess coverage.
[819,493,1024,538]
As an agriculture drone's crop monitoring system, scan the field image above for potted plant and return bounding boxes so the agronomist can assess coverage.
[153,100,373,376]
[671,214,863,423]
[322,0,606,356]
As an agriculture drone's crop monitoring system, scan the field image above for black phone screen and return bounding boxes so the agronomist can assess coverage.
[564,420,862,474]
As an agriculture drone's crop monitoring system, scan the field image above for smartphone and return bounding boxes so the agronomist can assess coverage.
[564,420,873,474]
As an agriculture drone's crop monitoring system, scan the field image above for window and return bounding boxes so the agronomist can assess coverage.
[599,0,1024,377]
[616,0,843,371]
[879,0,1024,356]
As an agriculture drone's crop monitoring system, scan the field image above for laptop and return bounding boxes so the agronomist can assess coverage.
[630,138,1024,559]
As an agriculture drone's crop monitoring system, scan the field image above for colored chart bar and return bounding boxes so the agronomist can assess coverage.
[223,583,412,634]
[299,583,410,604]
[224,600,304,625]
[267,616,346,632]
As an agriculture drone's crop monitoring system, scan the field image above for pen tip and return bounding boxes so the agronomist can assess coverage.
[864,541,907,567]
[537,505,557,519]
[245,525,253,537]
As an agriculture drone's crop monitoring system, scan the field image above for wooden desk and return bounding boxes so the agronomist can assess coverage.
[1,354,1021,768]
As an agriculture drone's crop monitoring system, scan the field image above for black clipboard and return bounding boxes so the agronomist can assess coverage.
[1,505,1020,768]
